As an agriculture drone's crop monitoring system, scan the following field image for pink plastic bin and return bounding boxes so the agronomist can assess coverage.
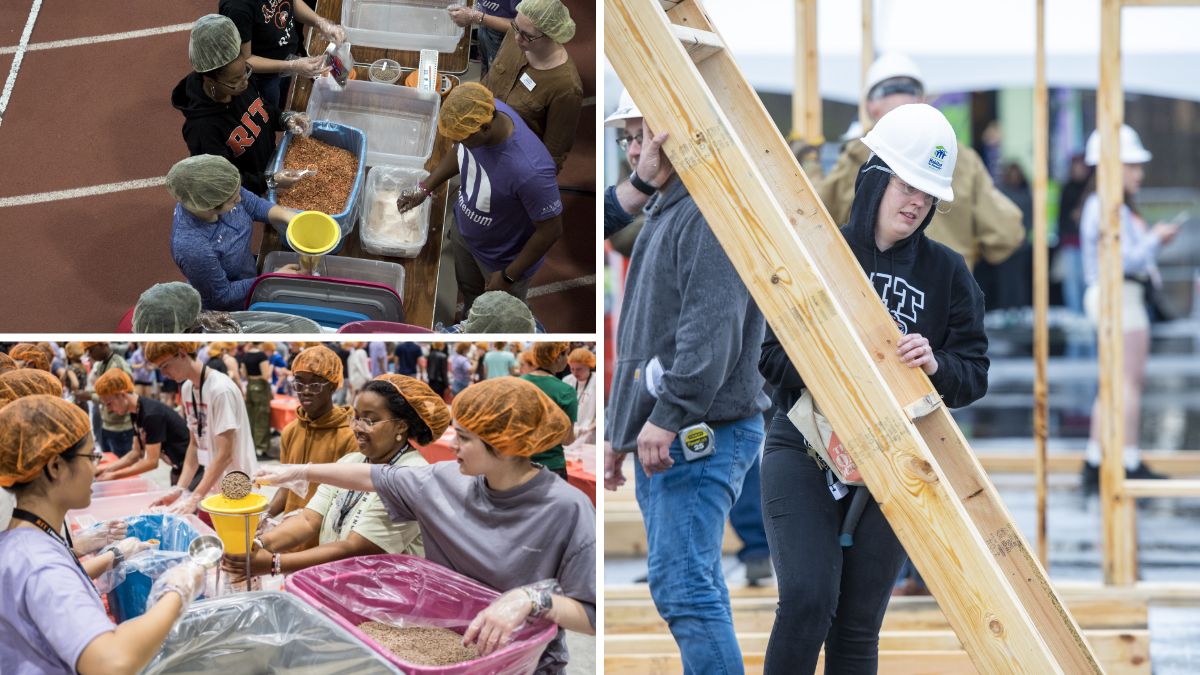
[337,320,434,333]
[91,476,160,499]
[67,490,171,532]
[286,555,557,674]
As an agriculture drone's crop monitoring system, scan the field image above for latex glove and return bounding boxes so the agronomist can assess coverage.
[316,18,346,45]
[281,112,314,137]
[272,166,317,190]
[603,442,626,491]
[463,589,534,657]
[148,561,206,612]
[113,536,157,559]
[74,520,128,555]
[289,54,331,79]
[167,492,201,515]
[636,421,676,477]
[448,5,483,27]
[395,185,430,213]
[148,487,187,509]
[253,464,310,488]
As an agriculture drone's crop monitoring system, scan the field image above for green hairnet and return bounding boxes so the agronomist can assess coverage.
[189,14,242,73]
[516,0,575,43]
[166,155,241,212]
[133,282,202,333]
[461,291,536,333]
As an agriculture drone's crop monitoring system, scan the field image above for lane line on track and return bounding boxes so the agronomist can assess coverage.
[0,176,168,208]
[528,274,596,298]
[0,22,195,56]
[0,0,42,128]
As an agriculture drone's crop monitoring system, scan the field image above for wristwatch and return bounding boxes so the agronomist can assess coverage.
[523,586,553,618]
[100,544,125,569]
[629,171,656,196]
[264,171,279,190]
[501,269,518,285]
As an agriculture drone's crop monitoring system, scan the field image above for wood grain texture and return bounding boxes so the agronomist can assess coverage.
[858,0,872,132]
[606,0,1099,671]
[1033,0,1051,569]
[790,0,820,143]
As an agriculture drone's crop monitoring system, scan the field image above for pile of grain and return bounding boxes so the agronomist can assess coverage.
[220,471,252,500]
[277,135,356,215]
[357,622,479,666]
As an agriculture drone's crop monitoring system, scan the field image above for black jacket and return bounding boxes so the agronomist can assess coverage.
[760,155,989,416]
[170,72,283,194]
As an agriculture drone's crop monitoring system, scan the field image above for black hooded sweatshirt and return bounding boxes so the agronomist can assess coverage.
[760,154,989,418]
[170,72,284,194]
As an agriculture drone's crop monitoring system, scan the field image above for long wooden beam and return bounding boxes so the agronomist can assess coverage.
[1033,0,1051,569]
[859,0,873,132]
[790,0,821,143]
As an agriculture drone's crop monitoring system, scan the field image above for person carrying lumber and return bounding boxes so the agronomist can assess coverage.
[758,103,989,673]
[602,88,671,239]
[812,52,1024,271]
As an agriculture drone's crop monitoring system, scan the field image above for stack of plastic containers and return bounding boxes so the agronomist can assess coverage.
[306,77,439,169]
[361,166,432,257]
[262,250,407,298]
[341,0,465,53]
[267,120,367,244]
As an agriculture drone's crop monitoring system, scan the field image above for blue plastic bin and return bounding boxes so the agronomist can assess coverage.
[267,121,367,246]
[109,515,206,621]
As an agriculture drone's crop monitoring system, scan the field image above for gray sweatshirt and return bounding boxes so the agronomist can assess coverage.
[605,178,770,452]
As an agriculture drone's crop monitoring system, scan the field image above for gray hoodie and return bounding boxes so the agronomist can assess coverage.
[605,178,770,452]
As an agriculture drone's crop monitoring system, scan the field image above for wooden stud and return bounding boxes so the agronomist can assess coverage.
[859,0,873,132]
[1124,479,1200,498]
[607,1,1099,670]
[1121,0,1200,6]
[790,0,821,144]
[1033,0,1051,569]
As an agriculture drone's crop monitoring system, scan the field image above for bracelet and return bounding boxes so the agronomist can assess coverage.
[271,553,282,577]
[629,171,656,196]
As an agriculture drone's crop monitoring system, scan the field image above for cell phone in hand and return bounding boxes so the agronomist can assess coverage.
[1168,210,1191,225]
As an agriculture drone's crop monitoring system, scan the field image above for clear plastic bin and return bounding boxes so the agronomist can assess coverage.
[361,166,432,258]
[67,490,172,532]
[341,0,465,53]
[262,250,407,298]
[91,475,160,499]
[307,77,440,169]
[267,121,367,241]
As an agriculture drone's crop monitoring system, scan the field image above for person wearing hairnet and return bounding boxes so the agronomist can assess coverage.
[0,396,206,675]
[478,0,581,172]
[449,0,516,74]
[439,290,541,333]
[255,377,595,670]
[171,14,315,195]
[562,347,596,445]
[132,281,322,333]
[219,0,344,109]
[92,369,198,493]
[223,372,430,580]
[0,351,16,375]
[144,343,258,516]
[9,343,51,372]
[812,52,1023,271]
[0,368,64,408]
[168,154,302,312]
[759,104,988,671]
[520,342,576,480]
[73,342,136,459]
[397,83,563,319]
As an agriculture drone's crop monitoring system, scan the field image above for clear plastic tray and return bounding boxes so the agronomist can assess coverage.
[263,250,407,298]
[306,77,440,169]
[341,0,465,53]
[360,166,432,258]
[91,475,160,499]
[67,490,172,532]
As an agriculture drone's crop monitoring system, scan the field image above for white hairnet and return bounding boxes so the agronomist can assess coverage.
[189,14,242,73]
[166,154,241,212]
[133,282,202,333]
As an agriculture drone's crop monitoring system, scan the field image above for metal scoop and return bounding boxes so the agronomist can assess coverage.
[188,535,224,568]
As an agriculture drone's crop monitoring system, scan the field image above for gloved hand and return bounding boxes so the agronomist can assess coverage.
[315,18,346,45]
[148,561,206,612]
[463,580,560,656]
[448,5,484,27]
[272,166,317,191]
[166,491,201,515]
[281,112,314,137]
[253,464,310,488]
[73,519,128,555]
[113,536,157,559]
[395,184,430,213]
[149,487,188,509]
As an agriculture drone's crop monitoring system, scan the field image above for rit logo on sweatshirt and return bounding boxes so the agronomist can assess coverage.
[226,98,269,157]
[870,272,925,334]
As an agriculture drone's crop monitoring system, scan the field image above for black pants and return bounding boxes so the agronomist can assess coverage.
[760,416,907,674]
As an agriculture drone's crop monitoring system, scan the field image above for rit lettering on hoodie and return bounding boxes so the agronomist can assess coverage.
[870,272,925,335]
[226,98,269,158]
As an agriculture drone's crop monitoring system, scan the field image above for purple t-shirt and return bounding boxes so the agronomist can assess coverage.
[477,0,519,19]
[453,99,563,279]
[368,341,389,377]
[0,528,114,674]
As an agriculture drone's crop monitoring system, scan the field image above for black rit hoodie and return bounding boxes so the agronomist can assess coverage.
[170,72,284,194]
[760,154,989,418]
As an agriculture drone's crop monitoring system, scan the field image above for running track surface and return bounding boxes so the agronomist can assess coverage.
[0,0,596,333]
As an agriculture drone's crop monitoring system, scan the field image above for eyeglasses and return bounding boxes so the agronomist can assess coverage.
[214,62,253,90]
[888,174,937,206]
[288,378,330,395]
[617,133,643,152]
[511,19,544,42]
[349,415,399,431]
[69,450,105,467]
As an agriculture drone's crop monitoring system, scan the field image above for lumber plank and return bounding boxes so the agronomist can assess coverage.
[1034,0,1051,568]
[1124,479,1200,498]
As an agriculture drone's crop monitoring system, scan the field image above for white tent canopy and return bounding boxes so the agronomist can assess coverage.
[605,0,1200,104]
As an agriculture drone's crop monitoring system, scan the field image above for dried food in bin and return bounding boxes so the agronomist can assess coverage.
[357,622,479,666]
[276,136,356,216]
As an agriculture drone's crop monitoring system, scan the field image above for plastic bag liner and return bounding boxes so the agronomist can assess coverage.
[144,591,401,675]
[267,121,367,242]
[109,514,213,622]
[226,310,322,334]
[287,554,558,675]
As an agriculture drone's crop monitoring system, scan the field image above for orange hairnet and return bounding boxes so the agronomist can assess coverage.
[65,342,85,360]
[0,352,15,375]
[452,377,570,457]
[531,342,569,370]
[567,348,596,369]
[518,350,537,368]
[80,342,105,349]
[145,342,202,365]
[438,82,496,142]
[95,368,135,396]
[293,345,342,388]
[455,343,471,355]
[9,344,50,372]
[374,374,450,440]
[0,369,64,409]
[0,395,92,488]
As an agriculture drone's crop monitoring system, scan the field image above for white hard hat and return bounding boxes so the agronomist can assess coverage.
[862,103,957,202]
[864,52,924,100]
[604,89,642,128]
[1084,124,1152,166]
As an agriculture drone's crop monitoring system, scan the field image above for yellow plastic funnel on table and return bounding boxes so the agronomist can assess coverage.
[199,493,268,555]
[286,211,341,274]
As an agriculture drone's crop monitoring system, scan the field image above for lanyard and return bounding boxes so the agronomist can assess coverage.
[332,446,409,533]
[190,367,209,439]
[10,508,98,594]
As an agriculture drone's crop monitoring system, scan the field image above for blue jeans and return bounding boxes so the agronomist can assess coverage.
[729,449,770,562]
[100,428,135,458]
[635,414,765,675]
[477,26,507,75]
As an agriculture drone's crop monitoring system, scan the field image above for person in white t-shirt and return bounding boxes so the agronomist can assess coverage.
[144,342,258,515]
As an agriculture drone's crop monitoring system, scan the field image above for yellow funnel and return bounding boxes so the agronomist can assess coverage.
[199,493,268,555]
[286,211,340,255]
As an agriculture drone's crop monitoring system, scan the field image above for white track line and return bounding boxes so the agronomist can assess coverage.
[0,176,168,208]
[0,22,194,56]
[528,274,597,298]
[0,0,42,127]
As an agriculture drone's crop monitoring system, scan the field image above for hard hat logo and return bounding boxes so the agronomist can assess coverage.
[928,145,947,171]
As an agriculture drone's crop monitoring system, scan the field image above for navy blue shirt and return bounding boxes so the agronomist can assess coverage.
[171,187,277,312]
[393,342,423,377]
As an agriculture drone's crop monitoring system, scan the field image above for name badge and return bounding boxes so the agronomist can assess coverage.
[519,72,536,91]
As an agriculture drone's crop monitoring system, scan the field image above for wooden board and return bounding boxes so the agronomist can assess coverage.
[607,1,1099,669]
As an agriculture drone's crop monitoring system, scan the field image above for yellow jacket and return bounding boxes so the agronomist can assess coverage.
[814,139,1024,270]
